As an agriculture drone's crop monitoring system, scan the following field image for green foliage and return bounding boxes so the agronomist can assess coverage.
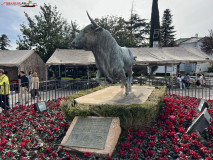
[207,64,213,73]
[151,65,158,75]
[17,3,76,62]
[149,0,160,47]
[61,85,166,130]
[160,9,176,47]
[125,14,150,47]
[95,15,137,47]
[0,34,11,50]
[201,30,213,54]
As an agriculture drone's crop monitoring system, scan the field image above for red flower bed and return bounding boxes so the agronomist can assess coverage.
[117,94,213,159]
[1,94,213,159]
[0,98,83,159]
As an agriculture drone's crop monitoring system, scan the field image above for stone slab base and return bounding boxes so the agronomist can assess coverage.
[75,86,155,105]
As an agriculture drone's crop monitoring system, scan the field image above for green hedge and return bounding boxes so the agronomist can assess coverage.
[60,85,166,130]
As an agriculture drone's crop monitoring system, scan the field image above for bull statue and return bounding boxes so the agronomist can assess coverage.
[71,12,134,96]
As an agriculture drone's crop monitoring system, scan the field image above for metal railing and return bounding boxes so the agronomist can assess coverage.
[2,77,213,111]
[136,77,213,100]
[0,79,99,110]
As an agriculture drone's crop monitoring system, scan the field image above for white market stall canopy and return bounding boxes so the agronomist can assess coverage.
[46,49,95,66]
[46,47,213,66]
[0,50,35,66]
[131,47,213,65]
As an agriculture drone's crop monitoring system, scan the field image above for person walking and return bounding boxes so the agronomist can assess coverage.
[28,71,33,89]
[0,69,10,110]
[30,72,40,100]
[16,71,29,105]
[177,74,185,89]
[28,71,33,82]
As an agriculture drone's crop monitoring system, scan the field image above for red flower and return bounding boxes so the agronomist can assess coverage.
[51,151,57,157]
[169,115,176,123]
[84,152,91,157]
[106,153,111,160]
[46,147,52,152]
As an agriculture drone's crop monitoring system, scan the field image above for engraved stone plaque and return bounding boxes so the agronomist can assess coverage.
[186,108,212,134]
[65,117,112,150]
[197,99,209,112]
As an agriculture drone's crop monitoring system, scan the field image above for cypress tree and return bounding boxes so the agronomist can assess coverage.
[160,9,176,47]
[149,0,160,47]
[0,34,11,50]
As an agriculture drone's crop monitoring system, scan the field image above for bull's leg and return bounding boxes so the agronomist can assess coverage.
[95,70,101,81]
[120,70,129,96]
[121,81,125,88]
[96,70,108,86]
[127,70,133,92]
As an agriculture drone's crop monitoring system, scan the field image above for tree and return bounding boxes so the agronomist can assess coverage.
[17,4,76,62]
[160,9,176,47]
[126,13,150,47]
[95,15,137,47]
[149,0,160,47]
[0,34,11,50]
[201,30,213,54]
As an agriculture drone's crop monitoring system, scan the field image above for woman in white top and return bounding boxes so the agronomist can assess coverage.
[30,72,41,99]
[177,74,185,89]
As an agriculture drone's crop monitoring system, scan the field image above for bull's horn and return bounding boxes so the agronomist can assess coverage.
[86,11,98,28]
[71,21,80,33]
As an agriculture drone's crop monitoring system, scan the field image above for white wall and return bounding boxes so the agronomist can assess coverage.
[196,62,210,73]
[153,65,177,76]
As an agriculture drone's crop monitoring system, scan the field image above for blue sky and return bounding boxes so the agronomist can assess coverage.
[0,0,213,50]
[0,5,24,49]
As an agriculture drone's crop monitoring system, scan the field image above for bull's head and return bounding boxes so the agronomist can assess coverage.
[71,12,103,50]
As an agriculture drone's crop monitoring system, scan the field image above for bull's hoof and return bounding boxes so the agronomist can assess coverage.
[100,81,108,86]
[125,92,129,96]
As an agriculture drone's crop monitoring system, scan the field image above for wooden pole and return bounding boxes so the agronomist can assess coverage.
[165,64,167,77]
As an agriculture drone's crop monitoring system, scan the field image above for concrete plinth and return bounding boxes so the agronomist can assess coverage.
[75,86,155,105]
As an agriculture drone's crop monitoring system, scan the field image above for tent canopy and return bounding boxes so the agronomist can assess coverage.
[46,47,213,66]
[0,50,34,66]
[46,49,95,66]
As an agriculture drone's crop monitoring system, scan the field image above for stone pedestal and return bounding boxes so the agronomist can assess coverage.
[75,86,154,105]
[60,116,121,156]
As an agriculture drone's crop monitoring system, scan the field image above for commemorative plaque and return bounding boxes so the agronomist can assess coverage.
[34,101,47,112]
[197,99,209,112]
[65,117,112,149]
[61,116,121,156]
[186,108,212,134]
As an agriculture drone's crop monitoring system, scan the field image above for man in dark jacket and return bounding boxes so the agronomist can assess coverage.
[16,71,29,105]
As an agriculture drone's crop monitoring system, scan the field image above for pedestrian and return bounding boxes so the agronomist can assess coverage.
[182,73,190,89]
[0,69,10,110]
[177,74,185,89]
[16,71,29,105]
[196,73,202,87]
[30,72,41,100]
[28,71,33,88]
[201,73,206,86]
